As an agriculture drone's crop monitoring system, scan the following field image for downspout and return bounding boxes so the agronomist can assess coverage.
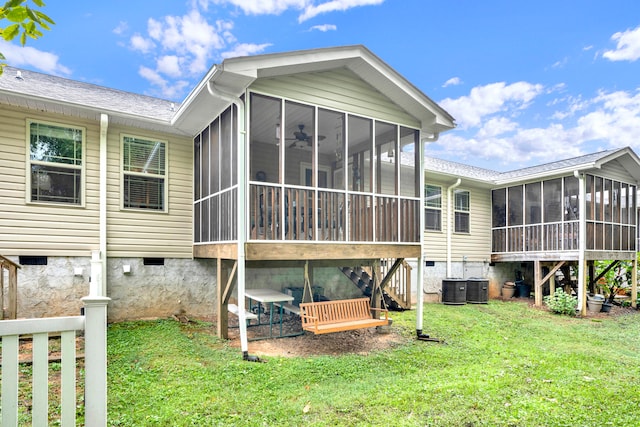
[446,178,462,278]
[416,133,438,340]
[575,170,586,315]
[91,114,108,297]
[206,81,257,361]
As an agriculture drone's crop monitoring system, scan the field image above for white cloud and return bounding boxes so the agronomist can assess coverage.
[0,41,71,75]
[299,0,385,22]
[211,0,308,15]
[310,24,337,32]
[139,65,190,99]
[130,34,155,53]
[439,81,544,129]
[156,55,182,77]
[602,25,640,61]
[113,21,128,35]
[475,117,517,138]
[132,8,236,97]
[433,84,640,171]
[221,43,272,59]
[442,77,461,87]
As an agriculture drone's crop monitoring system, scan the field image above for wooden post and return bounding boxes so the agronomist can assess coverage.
[534,260,542,307]
[217,258,227,339]
[217,259,236,339]
[549,263,556,296]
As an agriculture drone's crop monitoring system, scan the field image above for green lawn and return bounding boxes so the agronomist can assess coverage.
[107,301,640,426]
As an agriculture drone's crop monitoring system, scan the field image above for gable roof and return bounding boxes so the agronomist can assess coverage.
[0,66,182,135]
[0,46,455,139]
[172,45,456,136]
[426,147,640,186]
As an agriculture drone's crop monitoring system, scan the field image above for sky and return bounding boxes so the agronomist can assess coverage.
[3,0,640,172]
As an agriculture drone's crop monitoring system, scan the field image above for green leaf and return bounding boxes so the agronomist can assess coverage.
[34,10,53,25]
[19,30,25,45]
[5,5,27,22]
[32,0,45,7]
[4,0,27,9]
[1,23,19,41]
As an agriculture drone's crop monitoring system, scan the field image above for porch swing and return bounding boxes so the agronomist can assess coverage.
[298,261,390,335]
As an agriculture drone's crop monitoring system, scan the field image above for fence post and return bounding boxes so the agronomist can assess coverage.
[82,296,110,426]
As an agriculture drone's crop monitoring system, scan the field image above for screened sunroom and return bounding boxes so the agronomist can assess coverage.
[491,174,637,259]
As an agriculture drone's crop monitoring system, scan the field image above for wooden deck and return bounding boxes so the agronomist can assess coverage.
[194,242,421,261]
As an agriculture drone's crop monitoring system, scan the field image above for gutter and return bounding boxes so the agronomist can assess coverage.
[206,81,259,361]
[90,114,109,297]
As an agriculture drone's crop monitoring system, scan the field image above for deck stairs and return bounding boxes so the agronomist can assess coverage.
[340,258,412,311]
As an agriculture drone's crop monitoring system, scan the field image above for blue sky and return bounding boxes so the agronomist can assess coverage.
[3,0,640,171]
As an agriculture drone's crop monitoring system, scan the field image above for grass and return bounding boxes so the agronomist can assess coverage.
[107,301,640,426]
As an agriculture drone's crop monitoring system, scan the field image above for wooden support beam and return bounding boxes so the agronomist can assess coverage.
[222,261,238,305]
[534,260,542,307]
[541,261,566,287]
[535,260,568,306]
[591,260,619,289]
[217,259,237,339]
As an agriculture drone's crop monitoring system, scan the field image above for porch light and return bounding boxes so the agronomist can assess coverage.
[275,123,281,140]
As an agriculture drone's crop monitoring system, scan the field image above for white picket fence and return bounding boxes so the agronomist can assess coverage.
[0,296,109,427]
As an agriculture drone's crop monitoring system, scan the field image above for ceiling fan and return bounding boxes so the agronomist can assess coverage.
[287,124,325,148]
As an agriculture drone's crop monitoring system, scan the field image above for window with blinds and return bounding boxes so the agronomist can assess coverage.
[454,189,470,233]
[122,135,167,211]
[28,120,84,205]
[424,184,442,231]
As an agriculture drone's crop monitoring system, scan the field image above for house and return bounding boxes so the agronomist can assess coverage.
[423,148,639,314]
[0,46,456,349]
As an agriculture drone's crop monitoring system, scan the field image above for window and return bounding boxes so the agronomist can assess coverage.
[454,189,470,233]
[122,135,167,211]
[28,121,84,205]
[424,184,442,231]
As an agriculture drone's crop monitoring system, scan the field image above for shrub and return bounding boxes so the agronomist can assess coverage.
[544,289,578,315]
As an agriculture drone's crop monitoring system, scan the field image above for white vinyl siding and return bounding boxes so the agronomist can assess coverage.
[0,107,99,256]
[107,125,192,258]
[0,105,193,259]
[249,68,421,130]
[423,177,492,262]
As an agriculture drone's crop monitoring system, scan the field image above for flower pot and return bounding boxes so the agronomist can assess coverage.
[601,302,613,313]
[587,300,603,313]
[502,286,515,299]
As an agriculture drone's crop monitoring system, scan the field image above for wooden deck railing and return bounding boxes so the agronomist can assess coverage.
[492,221,579,253]
[380,258,412,309]
[0,255,20,320]
[249,184,419,243]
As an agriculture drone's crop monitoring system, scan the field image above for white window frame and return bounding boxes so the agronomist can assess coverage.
[121,134,168,212]
[26,119,86,207]
[454,189,470,234]
[424,184,442,231]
